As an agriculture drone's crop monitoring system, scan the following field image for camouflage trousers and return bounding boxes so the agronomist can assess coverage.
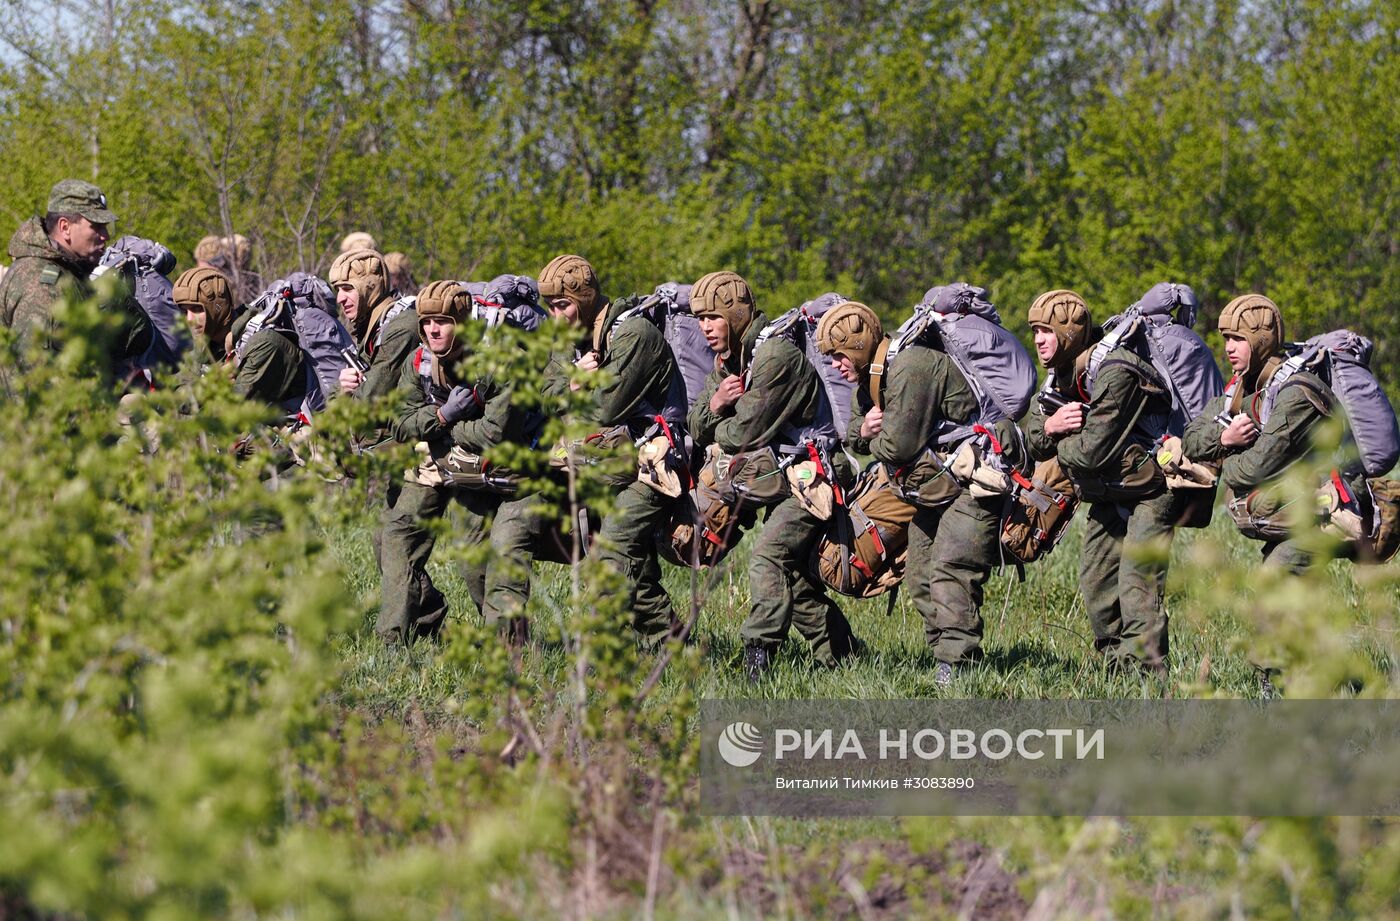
[375,480,497,645]
[481,482,677,641]
[741,496,856,667]
[590,480,679,643]
[1079,490,1175,668]
[906,490,1003,665]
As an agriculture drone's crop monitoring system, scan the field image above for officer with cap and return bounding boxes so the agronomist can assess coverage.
[1,179,151,369]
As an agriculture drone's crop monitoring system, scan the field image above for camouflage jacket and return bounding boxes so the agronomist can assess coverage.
[1181,368,1361,497]
[845,343,978,465]
[219,311,309,408]
[539,298,680,434]
[688,311,830,455]
[391,344,510,455]
[0,217,151,367]
[353,302,419,402]
[1027,348,1171,484]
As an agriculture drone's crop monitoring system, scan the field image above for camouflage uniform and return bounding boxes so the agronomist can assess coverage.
[584,296,685,642]
[227,311,311,406]
[1181,294,1352,573]
[688,273,854,668]
[2,183,152,372]
[1027,291,1174,669]
[377,281,512,645]
[483,257,685,643]
[328,249,418,402]
[846,344,995,664]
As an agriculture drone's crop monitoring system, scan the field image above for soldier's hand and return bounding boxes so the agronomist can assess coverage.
[1045,402,1086,435]
[339,367,364,394]
[709,374,744,413]
[1221,413,1259,448]
[437,386,483,425]
[860,407,884,439]
[570,350,600,392]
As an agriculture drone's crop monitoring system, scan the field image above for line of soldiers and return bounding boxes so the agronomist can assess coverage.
[4,179,1394,694]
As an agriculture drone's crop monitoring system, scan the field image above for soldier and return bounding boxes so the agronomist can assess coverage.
[1026,290,1174,674]
[377,280,512,645]
[328,248,417,401]
[171,266,311,409]
[1181,294,1353,574]
[194,235,227,272]
[385,252,416,295]
[482,254,685,645]
[687,272,857,680]
[1,179,152,371]
[819,302,999,686]
[193,233,260,305]
[340,231,377,254]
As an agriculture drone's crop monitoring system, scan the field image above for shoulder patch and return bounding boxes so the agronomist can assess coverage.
[39,266,61,286]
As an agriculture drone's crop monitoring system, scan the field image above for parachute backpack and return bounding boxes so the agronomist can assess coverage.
[233,281,329,425]
[872,283,1037,507]
[650,282,717,410]
[812,462,918,598]
[97,235,190,370]
[471,274,547,333]
[748,292,856,449]
[1085,282,1225,526]
[245,273,355,412]
[1251,330,1400,479]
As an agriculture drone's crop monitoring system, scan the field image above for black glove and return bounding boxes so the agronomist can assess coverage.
[438,386,483,425]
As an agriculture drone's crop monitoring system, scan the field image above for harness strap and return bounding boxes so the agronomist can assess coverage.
[868,337,892,408]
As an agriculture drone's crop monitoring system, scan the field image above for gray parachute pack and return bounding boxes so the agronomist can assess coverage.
[465,274,547,333]
[650,282,716,409]
[748,292,857,453]
[96,236,191,370]
[240,273,356,416]
[1258,329,1400,478]
[1083,281,1223,436]
[882,282,1038,445]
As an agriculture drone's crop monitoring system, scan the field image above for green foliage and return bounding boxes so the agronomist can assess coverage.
[3,0,1396,380]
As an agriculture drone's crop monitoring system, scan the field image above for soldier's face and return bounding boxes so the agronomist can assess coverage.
[1033,326,1059,366]
[336,284,360,323]
[422,316,457,354]
[56,216,109,266]
[1224,334,1251,372]
[831,353,859,383]
[698,314,730,355]
[184,305,207,337]
[548,294,581,327]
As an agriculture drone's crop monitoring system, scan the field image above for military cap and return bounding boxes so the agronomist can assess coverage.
[47,179,117,225]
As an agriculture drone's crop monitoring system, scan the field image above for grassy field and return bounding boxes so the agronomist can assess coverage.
[317,496,1400,919]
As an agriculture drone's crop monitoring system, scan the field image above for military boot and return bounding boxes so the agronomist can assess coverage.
[743,644,771,683]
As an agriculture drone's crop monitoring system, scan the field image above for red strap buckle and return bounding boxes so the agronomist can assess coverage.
[974,423,1003,454]
[1331,469,1352,505]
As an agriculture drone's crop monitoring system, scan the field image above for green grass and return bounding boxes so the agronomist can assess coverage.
[328,511,1349,711]
[313,502,1400,918]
